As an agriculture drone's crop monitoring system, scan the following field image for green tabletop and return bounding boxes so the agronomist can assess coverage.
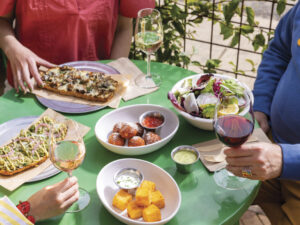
[0,60,259,225]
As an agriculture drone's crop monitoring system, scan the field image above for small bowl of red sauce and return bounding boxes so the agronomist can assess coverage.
[139,111,165,130]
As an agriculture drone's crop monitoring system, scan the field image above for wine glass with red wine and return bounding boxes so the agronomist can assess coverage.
[213,93,255,190]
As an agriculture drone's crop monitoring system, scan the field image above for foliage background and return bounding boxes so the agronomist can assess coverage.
[129,0,296,86]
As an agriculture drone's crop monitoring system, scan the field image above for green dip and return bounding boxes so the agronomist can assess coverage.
[173,150,197,164]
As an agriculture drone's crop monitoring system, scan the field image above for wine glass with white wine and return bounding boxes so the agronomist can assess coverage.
[49,120,90,213]
[135,8,163,88]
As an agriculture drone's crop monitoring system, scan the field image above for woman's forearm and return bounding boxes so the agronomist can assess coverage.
[0,16,20,56]
[0,14,55,91]
[110,16,133,59]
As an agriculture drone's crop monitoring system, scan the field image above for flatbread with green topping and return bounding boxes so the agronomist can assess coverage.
[0,116,67,176]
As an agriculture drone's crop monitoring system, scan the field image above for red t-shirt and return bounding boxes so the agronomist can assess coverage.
[0,0,155,86]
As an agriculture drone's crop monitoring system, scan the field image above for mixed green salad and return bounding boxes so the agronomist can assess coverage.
[168,74,247,119]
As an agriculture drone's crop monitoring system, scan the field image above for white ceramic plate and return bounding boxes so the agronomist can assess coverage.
[0,116,60,182]
[96,158,181,225]
[94,104,179,155]
[169,74,254,131]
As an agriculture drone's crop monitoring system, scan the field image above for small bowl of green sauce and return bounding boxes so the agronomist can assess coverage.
[171,145,200,173]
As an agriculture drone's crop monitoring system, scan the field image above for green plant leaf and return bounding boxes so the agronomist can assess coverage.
[246,59,256,72]
[277,0,286,16]
[192,61,202,67]
[172,20,185,36]
[230,32,240,47]
[241,25,254,34]
[204,59,221,73]
[220,23,233,40]
[229,61,236,67]
[191,17,204,23]
[223,0,240,24]
[237,69,246,75]
[245,7,255,26]
[252,33,265,51]
[245,58,255,67]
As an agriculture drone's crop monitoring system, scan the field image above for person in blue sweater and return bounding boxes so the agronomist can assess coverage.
[224,2,300,224]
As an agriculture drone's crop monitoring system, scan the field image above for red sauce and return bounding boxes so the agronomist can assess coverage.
[142,116,164,128]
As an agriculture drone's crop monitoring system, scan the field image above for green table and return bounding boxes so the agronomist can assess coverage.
[0,61,259,225]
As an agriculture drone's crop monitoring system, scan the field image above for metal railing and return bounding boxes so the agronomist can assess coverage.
[156,0,295,80]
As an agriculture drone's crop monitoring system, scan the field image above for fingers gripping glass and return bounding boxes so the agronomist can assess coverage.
[49,120,90,212]
[134,8,163,88]
[213,93,255,190]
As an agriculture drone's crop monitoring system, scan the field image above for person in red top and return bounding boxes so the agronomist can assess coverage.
[0,0,155,92]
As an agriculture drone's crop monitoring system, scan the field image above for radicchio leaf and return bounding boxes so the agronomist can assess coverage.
[180,96,185,109]
[167,92,185,111]
[213,78,222,97]
[196,74,213,88]
[190,109,203,118]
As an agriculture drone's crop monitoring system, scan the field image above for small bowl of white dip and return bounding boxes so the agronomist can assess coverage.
[113,168,143,192]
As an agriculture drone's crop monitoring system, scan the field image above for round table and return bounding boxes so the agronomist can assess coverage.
[0,60,259,225]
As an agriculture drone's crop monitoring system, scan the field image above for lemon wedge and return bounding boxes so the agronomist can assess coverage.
[218,103,239,116]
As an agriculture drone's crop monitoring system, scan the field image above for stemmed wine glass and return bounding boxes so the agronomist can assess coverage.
[213,93,255,190]
[49,120,90,212]
[134,8,163,89]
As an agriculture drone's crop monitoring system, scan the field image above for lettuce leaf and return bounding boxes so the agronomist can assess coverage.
[201,104,216,119]
[201,78,215,94]
[220,79,245,97]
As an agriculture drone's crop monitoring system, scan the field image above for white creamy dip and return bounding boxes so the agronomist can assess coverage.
[115,173,141,189]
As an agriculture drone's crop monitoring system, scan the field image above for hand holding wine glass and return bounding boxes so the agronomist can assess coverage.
[134,8,163,88]
[224,142,283,180]
[213,94,255,189]
[49,120,90,212]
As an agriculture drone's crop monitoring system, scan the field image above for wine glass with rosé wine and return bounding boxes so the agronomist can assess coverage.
[213,93,255,190]
[49,120,90,212]
[134,8,163,88]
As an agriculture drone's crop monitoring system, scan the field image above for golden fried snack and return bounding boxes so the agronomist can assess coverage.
[136,186,151,207]
[112,122,125,133]
[136,123,144,137]
[119,123,138,139]
[128,136,145,147]
[112,189,133,211]
[151,190,165,209]
[127,200,143,219]
[143,204,161,222]
[108,132,125,146]
[140,180,156,191]
[144,132,161,145]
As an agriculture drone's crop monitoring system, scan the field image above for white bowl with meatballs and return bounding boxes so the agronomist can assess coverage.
[95,104,179,155]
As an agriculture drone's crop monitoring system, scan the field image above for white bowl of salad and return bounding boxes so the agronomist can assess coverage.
[168,74,254,130]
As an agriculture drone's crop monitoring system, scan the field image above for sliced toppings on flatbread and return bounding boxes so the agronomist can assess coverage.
[40,66,118,102]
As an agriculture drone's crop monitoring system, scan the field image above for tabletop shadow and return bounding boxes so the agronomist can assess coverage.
[164,166,199,192]
[80,134,165,176]
[38,214,64,225]
[2,90,28,103]
[80,136,127,175]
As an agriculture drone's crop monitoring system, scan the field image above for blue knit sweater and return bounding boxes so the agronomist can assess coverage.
[253,2,300,180]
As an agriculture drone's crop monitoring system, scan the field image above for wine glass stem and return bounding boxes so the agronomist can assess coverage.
[146,53,151,79]
[68,171,72,177]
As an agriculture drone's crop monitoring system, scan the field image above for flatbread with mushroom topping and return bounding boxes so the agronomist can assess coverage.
[40,66,118,102]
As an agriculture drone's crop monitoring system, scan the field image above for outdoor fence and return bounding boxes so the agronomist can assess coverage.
[131,0,296,89]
